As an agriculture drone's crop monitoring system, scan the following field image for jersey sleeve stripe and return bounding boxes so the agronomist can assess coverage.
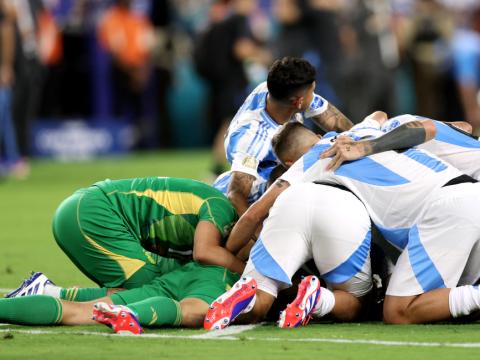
[226,123,252,163]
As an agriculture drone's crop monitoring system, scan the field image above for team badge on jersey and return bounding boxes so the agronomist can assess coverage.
[242,156,259,170]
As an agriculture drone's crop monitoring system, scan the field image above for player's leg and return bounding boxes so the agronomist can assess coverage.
[0,294,113,326]
[52,187,182,289]
[92,266,185,333]
[279,185,373,326]
[204,261,278,330]
[205,185,316,329]
[94,263,240,331]
[5,270,124,302]
[383,183,480,324]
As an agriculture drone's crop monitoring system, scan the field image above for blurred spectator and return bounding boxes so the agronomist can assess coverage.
[9,0,46,172]
[193,0,271,176]
[98,0,155,148]
[335,0,396,122]
[0,0,23,178]
[36,0,63,118]
[150,0,175,148]
[451,5,480,136]
[398,0,454,120]
[270,0,343,118]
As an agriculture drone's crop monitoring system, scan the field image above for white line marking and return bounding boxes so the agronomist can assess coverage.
[1,328,480,348]
[0,288,13,293]
[192,324,260,338]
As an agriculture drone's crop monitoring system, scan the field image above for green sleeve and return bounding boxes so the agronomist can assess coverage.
[199,197,238,238]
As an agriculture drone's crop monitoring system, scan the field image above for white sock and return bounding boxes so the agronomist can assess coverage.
[311,287,335,318]
[449,285,480,318]
[43,284,62,298]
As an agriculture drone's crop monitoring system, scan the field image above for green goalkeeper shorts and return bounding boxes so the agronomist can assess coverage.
[52,187,183,288]
[110,262,240,305]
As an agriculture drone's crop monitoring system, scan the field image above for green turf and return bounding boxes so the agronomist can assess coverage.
[1,151,479,360]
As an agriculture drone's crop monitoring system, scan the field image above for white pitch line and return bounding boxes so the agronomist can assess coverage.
[1,328,480,348]
[191,324,260,339]
[0,288,13,293]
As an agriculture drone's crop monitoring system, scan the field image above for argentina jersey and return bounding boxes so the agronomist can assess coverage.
[224,81,329,198]
[281,132,463,251]
[382,115,480,180]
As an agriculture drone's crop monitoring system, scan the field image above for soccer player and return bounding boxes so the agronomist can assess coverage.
[215,57,353,215]
[0,261,239,334]
[320,112,480,178]
[14,177,242,295]
[204,182,373,330]
[268,122,480,324]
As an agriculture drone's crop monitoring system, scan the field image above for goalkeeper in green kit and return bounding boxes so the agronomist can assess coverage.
[0,177,247,333]
[52,176,243,288]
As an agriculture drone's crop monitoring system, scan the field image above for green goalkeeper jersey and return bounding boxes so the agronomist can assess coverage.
[93,177,237,255]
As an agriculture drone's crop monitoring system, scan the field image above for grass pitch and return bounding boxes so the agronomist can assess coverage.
[0,150,479,360]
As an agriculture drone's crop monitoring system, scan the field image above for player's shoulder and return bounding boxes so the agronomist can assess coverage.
[227,111,266,138]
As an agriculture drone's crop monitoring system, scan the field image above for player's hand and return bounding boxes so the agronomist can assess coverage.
[320,136,370,171]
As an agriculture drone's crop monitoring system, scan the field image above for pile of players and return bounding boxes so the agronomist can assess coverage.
[1,57,479,334]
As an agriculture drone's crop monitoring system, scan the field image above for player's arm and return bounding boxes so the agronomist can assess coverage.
[227,171,255,216]
[225,179,290,254]
[321,119,437,171]
[193,220,246,274]
[310,102,354,132]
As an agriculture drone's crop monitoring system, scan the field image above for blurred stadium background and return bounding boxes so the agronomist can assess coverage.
[1,1,480,357]
[1,0,480,178]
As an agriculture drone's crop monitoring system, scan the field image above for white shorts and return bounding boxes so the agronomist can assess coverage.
[244,182,373,298]
[386,182,480,296]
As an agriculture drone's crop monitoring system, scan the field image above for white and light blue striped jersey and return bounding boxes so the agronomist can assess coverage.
[224,81,328,199]
[280,131,462,251]
[382,114,480,180]
[212,171,268,205]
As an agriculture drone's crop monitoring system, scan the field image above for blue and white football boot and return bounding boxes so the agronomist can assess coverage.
[5,272,55,298]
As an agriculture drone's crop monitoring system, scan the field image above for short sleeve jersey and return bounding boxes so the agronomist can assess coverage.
[381,114,480,180]
[224,81,328,200]
[94,177,238,253]
[280,130,462,250]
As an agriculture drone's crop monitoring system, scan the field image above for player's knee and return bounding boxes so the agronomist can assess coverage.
[383,299,415,324]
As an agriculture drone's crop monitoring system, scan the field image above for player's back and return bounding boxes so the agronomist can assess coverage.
[281,135,463,250]
[93,177,236,253]
[383,115,480,180]
[224,82,284,182]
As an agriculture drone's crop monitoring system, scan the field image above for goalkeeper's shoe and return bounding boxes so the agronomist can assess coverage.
[204,276,257,331]
[5,272,55,298]
[278,275,321,329]
[93,302,143,335]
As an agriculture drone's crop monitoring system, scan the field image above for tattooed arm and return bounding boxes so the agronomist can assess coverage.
[310,103,354,132]
[227,171,256,217]
[321,119,437,171]
[226,179,290,254]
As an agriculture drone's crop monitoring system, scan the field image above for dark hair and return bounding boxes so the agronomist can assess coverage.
[267,57,316,101]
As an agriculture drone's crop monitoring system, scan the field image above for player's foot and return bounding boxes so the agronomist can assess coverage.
[5,272,55,298]
[278,275,321,329]
[93,302,143,335]
[204,276,257,331]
